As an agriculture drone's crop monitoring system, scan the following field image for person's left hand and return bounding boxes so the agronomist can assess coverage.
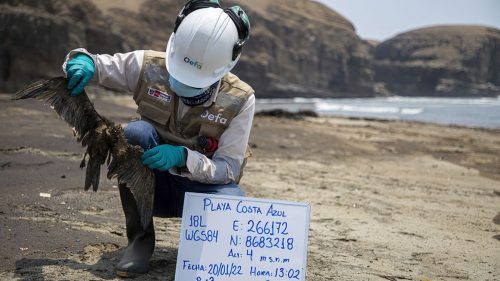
[141,144,186,171]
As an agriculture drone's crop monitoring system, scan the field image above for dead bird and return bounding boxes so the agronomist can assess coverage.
[13,77,155,230]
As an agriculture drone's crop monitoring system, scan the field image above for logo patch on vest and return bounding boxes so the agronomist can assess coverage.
[147,87,171,103]
[201,110,228,125]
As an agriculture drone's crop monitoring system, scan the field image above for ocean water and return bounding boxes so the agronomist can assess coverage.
[255,97,500,129]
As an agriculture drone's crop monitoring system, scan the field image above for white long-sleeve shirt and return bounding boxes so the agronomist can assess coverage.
[63,48,255,184]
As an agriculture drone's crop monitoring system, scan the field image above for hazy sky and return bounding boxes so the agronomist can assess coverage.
[315,0,500,41]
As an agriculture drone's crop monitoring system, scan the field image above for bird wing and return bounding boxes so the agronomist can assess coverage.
[13,77,155,230]
[13,77,108,191]
[13,77,104,137]
[107,136,155,230]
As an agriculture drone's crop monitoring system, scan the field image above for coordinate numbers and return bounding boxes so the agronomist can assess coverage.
[246,235,294,250]
[247,220,289,235]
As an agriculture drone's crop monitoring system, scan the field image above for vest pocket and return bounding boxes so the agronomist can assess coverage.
[137,101,171,125]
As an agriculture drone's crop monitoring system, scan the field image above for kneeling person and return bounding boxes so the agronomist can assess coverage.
[62,1,254,277]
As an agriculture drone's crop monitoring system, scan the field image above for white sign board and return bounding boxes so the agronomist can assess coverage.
[175,193,311,281]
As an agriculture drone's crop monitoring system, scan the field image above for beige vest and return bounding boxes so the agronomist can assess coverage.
[133,51,254,180]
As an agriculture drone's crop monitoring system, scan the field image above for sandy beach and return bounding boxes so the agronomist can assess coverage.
[0,93,499,280]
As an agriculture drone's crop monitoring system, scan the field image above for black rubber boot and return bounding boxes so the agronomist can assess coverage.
[116,184,155,278]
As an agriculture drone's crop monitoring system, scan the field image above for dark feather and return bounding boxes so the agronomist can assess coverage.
[107,128,155,230]
[13,77,155,230]
[14,78,103,137]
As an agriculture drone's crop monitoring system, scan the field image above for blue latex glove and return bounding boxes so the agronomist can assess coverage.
[65,53,95,96]
[141,144,186,171]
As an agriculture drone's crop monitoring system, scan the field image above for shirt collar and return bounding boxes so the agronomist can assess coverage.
[199,80,220,107]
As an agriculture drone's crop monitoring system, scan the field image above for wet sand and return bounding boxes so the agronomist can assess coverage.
[0,93,499,280]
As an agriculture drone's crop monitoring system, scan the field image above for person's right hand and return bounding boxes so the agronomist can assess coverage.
[65,54,95,96]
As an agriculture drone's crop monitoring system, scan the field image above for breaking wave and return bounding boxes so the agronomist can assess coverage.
[255,96,500,128]
[315,103,423,115]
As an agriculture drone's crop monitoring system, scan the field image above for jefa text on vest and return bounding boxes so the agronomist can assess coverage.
[201,110,228,125]
[184,57,202,70]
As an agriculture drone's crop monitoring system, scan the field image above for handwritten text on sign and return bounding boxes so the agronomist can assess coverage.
[175,193,311,281]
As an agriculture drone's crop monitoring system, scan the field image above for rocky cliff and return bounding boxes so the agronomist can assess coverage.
[0,0,129,92]
[1,0,499,97]
[0,0,374,97]
[226,0,374,98]
[374,26,500,96]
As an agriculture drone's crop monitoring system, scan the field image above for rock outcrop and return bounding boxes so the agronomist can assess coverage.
[374,26,500,96]
[226,0,374,98]
[87,0,376,98]
[1,0,374,98]
[0,0,129,92]
[1,1,499,97]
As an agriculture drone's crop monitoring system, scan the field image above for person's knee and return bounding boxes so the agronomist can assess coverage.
[214,183,245,197]
[124,121,158,150]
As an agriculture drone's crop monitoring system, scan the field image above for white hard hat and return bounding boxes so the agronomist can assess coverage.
[166,7,240,88]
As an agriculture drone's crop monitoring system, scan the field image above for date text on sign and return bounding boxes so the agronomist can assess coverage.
[175,193,311,281]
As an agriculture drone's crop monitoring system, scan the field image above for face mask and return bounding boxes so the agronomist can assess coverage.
[169,75,208,97]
